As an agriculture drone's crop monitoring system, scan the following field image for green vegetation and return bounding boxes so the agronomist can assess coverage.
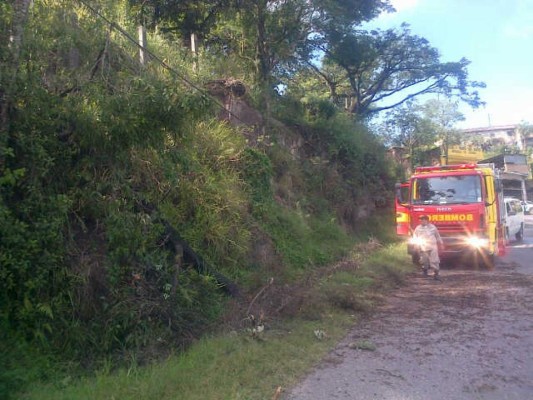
[0,0,479,398]
[20,242,413,400]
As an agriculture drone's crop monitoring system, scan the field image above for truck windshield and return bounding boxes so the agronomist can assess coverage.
[412,175,482,205]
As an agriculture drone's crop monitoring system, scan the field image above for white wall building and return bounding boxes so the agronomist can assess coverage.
[461,124,524,152]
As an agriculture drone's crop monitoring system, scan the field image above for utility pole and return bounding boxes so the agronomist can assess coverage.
[138,25,147,65]
[191,32,198,73]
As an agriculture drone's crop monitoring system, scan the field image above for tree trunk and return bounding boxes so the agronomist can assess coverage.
[255,0,268,85]
[2,0,33,167]
[254,0,269,134]
[9,0,32,63]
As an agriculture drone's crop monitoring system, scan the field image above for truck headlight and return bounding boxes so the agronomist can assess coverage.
[465,237,489,248]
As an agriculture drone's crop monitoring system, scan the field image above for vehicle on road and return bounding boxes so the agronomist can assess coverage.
[396,163,506,269]
[521,200,533,214]
[504,197,525,242]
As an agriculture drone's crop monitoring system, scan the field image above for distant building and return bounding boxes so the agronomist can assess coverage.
[460,124,533,157]
[461,124,523,152]
[461,125,533,200]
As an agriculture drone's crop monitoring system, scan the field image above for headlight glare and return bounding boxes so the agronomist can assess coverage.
[465,236,489,248]
[409,236,426,246]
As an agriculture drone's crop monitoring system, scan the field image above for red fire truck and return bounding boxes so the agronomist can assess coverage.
[396,163,506,268]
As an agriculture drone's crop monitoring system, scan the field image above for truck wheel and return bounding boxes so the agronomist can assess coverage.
[474,252,495,270]
[483,253,495,270]
[515,224,524,242]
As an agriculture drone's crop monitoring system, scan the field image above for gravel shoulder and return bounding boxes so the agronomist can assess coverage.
[285,218,533,400]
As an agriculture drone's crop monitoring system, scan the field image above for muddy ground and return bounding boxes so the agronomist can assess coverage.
[285,217,533,400]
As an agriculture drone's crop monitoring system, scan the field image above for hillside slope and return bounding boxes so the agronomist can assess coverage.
[0,2,396,397]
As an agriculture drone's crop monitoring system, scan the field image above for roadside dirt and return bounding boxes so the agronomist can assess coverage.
[285,245,533,399]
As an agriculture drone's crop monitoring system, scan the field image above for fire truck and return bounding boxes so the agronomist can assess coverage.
[395,163,506,268]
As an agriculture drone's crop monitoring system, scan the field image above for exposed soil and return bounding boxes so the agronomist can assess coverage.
[285,227,533,399]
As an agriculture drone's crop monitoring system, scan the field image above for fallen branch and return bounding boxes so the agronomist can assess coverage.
[246,277,274,316]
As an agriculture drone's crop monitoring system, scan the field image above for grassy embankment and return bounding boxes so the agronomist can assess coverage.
[20,240,413,400]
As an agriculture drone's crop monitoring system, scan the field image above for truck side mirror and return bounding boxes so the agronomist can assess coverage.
[395,183,409,206]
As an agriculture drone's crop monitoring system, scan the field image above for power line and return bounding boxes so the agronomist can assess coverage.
[76,0,246,123]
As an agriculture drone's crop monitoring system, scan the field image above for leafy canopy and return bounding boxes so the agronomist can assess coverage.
[304,23,485,116]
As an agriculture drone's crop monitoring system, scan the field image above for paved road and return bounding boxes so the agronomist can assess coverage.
[285,215,533,400]
[503,214,533,275]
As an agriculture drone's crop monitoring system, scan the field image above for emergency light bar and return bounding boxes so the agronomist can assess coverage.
[415,164,477,173]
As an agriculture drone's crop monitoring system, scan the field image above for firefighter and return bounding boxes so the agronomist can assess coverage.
[413,215,444,280]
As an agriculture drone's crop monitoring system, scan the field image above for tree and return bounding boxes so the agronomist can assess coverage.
[238,0,392,125]
[126,0,393,102]
[518,122,533,151]
[315,24,485,117]
[377,99,464,169]
[419,99,464,163]
[220,0,392,86]
[378,100,433,169]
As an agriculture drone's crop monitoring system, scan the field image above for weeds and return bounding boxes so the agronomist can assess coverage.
[20,242,414,400]
[3,2,398,398]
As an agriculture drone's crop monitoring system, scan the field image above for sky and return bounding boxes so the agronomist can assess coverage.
[368,0,533,129]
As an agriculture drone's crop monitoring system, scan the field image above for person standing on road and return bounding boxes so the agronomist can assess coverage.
[413,215,444,280]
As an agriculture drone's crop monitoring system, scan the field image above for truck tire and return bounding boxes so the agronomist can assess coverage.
[474,252,495,270]
[483,253,495,270]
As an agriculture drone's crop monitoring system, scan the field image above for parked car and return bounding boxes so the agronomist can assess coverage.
[504,197,525,242]
[521,200,533,214]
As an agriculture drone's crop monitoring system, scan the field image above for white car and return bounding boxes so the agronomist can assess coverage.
[521,200,533,214]
[504,197,525,242]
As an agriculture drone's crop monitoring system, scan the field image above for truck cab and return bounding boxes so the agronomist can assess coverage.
[400,164,505,269]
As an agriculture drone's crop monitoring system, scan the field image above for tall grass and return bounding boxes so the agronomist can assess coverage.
[20,242,414,400]
[20,320,348,400]
[259,203,354,271]
[3,2,399,399]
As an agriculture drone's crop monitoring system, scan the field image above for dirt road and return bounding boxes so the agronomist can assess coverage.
[285,216,533,400]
